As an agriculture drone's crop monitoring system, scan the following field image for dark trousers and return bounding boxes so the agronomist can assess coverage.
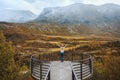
[60,53,64,62]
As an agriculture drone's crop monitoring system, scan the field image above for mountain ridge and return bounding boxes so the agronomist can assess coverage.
[34,3,120,26]
[0,9,37,23]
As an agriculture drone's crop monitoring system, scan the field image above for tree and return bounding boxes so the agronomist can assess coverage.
[0,30,18,80]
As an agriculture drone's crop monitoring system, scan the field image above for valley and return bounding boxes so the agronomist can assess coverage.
[0,2,120,80]
[0,22,120,80]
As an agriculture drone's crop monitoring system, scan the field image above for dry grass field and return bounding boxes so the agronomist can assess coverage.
[0,22,120,80]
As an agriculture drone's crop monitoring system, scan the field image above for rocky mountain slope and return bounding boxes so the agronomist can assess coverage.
[35,3,120,26]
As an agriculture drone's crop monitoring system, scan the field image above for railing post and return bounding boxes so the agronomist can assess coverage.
[40,61,42,80]
[89,56,92,74]
[72,52,73,61]
[39,54,41,60]
[80,60,83,80]
[43,53,45,61]
[81,53,83,60]
[30,57,33,74]
[49,53,50,61]
[51,53,53,61]
[48,71,50,80]
[72,70,75,80]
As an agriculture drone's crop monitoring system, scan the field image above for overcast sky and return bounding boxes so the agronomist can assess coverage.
[0,0,120,15]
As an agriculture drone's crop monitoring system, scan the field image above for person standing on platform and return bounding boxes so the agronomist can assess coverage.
[57,44,67,62]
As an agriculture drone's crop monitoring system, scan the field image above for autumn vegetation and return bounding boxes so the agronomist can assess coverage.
[0,22,120,80]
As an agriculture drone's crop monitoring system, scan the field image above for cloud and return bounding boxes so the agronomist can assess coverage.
[0,0,120,15]
[0,0,39,15]
[83,0,120,5]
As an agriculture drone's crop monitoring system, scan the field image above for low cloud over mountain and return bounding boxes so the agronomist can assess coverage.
[0,9,37,23]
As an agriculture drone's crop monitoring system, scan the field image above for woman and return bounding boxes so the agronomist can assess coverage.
[57,44,67,62]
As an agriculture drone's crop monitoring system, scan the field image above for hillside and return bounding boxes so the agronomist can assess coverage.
[0,22,120,80]
[0,22,119,37]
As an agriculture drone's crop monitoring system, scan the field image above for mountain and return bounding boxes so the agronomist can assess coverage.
[35,3,120,26]
[0,9,37,23]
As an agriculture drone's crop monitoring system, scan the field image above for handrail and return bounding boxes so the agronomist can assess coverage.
[31,52,91,61]
[30,56,51,80]
[70,63,79,80]
[70,55,93,80]
[72,57,91,62]
[30,53,93,80]
[44,65,51,80]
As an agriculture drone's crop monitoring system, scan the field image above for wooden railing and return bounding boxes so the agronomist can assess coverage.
[70,55,93,80]
[30,56,51,80]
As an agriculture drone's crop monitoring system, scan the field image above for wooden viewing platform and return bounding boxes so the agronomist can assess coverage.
[30,53,93,80]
